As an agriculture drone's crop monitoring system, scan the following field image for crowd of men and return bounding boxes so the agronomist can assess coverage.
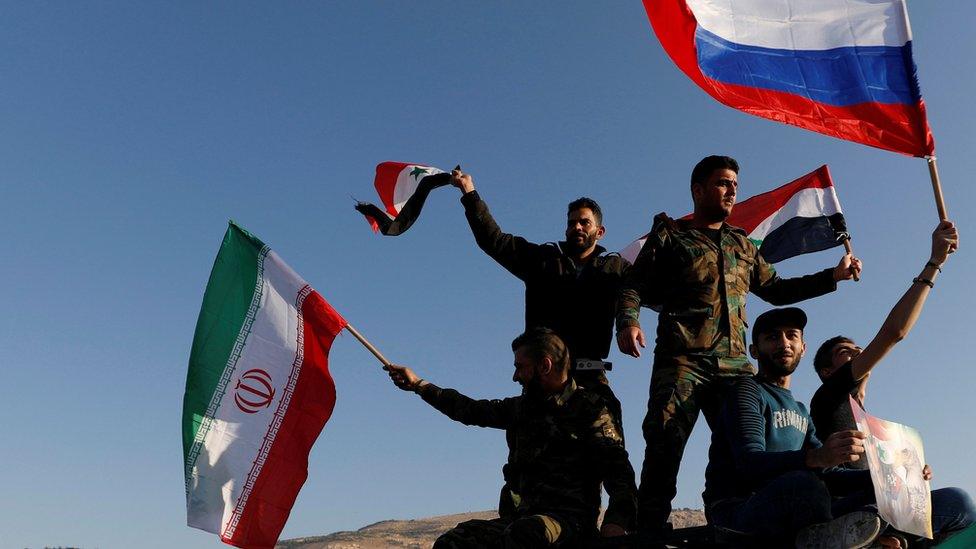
[383,156,974,548]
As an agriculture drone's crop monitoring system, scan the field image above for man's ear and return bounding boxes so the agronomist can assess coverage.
[595,225,606,240]
[749,343,759,360]
[691,182,703,204]
[539,356,554,376]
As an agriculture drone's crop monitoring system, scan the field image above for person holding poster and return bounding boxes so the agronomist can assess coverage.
[809,221,974,545]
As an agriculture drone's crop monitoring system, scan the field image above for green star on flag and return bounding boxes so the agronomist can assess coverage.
[409,166,429,180]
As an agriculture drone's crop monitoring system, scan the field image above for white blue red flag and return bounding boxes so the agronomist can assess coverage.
[643,0,934,157]
[621,165,848,264]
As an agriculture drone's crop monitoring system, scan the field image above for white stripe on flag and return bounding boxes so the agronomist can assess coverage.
[747,186,843,242]
[686,0,911,50]
[392,165,444,213]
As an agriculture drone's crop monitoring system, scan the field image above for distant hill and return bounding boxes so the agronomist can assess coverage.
[276,509,706,548]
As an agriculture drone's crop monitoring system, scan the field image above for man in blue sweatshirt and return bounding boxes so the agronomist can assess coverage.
[704,307,975,547]
[703,307,881,547]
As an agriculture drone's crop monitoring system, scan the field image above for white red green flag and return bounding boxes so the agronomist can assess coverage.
[354,161,450,235]
[621,165,848,263]
[183,221,347,548]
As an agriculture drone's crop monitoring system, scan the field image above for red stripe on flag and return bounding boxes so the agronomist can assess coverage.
[643,0,934,157]
[373,161,413,217]
[222,290,346,549]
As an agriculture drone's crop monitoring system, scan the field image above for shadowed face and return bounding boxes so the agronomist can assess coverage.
[823,341,862,378]
[693,168,737,221]
[752,325,806,378]
[565,207,604,254]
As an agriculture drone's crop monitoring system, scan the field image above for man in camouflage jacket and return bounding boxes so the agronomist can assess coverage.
[615,155,862,537]
[386,328,638,547]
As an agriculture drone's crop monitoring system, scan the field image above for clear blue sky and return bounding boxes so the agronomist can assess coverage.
[2,2,974,547]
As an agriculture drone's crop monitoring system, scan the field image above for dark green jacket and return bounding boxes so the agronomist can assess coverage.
[617,214,837,364]
[461,190,629,361]
[418,379,638,531]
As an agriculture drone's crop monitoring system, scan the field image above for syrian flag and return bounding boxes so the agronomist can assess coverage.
[621,165,849,263]
[355,161,451,235]
[184,221,347,548]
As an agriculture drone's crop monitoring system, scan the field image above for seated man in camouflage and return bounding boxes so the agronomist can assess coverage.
[385,328,637,547]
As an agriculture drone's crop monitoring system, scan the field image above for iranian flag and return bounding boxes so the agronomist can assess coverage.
[621,165,849,263]
[354,161,451,236]
[183,221,347,548]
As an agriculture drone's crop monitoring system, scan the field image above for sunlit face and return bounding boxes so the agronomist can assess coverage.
[824,341,862,377]
[693,168,737,220]
[565,207,604,254]
[752,326,806,377]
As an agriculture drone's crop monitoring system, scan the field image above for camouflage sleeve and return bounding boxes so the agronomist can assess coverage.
[749,248,837,305]
[615,214,668,332]
[461,190,542,281]
[587,406,638,530]
[417,383,518,430]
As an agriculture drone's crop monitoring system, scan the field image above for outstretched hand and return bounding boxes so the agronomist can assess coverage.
[451,166,475,194]
[384,364,423,392]
[930,220,959,265]
[833,253,863,282]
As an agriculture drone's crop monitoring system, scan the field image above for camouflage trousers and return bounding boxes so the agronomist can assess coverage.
[636,354,753,533]
[433,514,579,548]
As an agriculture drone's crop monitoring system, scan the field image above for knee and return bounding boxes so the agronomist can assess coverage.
[934,487,976,526]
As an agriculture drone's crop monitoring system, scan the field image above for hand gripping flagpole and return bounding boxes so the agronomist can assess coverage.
[926,156,949,221]
[344,324,392,367]
[842,239,860,282]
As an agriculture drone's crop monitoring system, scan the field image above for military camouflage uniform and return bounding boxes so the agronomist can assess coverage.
[460,190,628,417]
[616,214,838,532]
[418,379,637,548]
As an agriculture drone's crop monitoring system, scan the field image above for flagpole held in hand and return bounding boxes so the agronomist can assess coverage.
[344,324,392,367]
[926,156,949,222]
[843,239,860,282]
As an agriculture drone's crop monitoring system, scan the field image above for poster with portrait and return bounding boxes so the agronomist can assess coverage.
[850,396,932,539]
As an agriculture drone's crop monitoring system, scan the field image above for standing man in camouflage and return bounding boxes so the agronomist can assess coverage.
[385,328,638,547]
[615,155,863,538]
[451,168,628,426]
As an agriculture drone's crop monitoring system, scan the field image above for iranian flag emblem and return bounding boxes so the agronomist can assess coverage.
[183,221,346,548]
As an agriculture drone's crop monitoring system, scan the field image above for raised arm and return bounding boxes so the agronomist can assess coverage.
[453,168,542,280]
[384,364,517,429]
[749,250,853,306]
[849,220,958,381]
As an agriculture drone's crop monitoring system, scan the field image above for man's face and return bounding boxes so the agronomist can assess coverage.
[824,341,862,377]
[692,168,737,220]
[752,326,806,377]
[512,346,543,395]
[565,207,605,254]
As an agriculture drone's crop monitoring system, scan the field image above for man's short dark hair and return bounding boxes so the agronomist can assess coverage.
[512,327,571,373]
[691,155,739,189]
[813,336,855,375]
[568,197,603,226]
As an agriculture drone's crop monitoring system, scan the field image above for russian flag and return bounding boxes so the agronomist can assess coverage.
[644,0,934,157]
[621,165,848,263]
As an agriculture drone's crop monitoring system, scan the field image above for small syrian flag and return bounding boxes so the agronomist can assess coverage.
[355,161,451,236]
[184,221,347,549]
[621,165,849,263]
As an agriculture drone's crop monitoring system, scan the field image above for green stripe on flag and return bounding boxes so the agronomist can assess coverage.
[182,222,266,466]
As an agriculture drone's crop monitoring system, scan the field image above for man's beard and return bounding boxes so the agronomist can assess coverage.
[521,376,546,400]
[758,353,801,377]
[565,231,597,254]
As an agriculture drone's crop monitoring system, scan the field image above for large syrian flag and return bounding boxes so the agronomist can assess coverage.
[621,165,848,263]
[184,221,347,549]
[355,161,451,235]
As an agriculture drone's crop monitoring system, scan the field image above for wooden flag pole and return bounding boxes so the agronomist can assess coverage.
[926,156,949,221]
[843,239,860,282]
[344,324,392,367]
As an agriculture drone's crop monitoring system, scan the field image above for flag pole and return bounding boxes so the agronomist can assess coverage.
[344,324,392,367]
[842,239,860,282]
[926,156,949,221]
